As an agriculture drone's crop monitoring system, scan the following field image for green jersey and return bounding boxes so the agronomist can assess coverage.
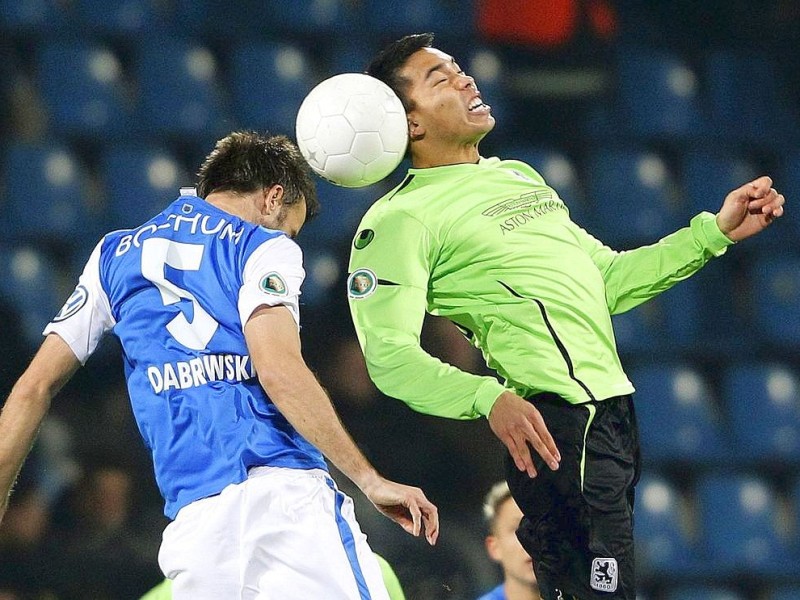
[347,157,733,419]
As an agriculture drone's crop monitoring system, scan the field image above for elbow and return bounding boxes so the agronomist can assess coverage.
[257,370,293,404]
[8,374,53,413]
[362,342,401,391]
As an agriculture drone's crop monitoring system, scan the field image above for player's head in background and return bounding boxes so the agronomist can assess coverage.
[483,481,540,599]
[196,131,319,236]
[367,33,494,168]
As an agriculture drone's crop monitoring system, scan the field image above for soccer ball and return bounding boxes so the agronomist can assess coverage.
[295,73,408,188]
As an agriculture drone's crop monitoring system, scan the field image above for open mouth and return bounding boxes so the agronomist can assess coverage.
[468,97,491,113]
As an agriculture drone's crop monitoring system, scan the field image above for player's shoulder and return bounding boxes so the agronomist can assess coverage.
[494,156,547,185]
[242,227,301,264]
[495,158,547,185]
[360,172,439,226]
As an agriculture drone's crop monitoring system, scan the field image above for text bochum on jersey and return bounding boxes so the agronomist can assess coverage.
[115,208,257,394]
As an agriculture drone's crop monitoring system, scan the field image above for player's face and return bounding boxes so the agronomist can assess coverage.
[487,497,537,588]
[400,47,494,146]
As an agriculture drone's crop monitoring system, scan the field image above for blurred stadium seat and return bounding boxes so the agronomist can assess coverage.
[362,0,474,38]
[260,0,354,35]
[615,46,707,141]
[630,364,730,465]
[722,363,800,465]
[173,0,354,38]
[1,142,100,248]
[0,0,67,35]
[100,145,191,231]
[72,0,166,36]
[705,50,800,147]
[634,474,698,576]
[750,257,800,348]
[775,150,800,242]
[0,246,63,349]
[37,41,133,138]
[791,477,800,556]
[680,148,761,217]
[230,41,315,135]
[585,148,683,248]
[611,278,701,356]
[299,178,384,248]
[663,587,744,600]
[327,44,372,77]
[610,302,661,356]
[769,586,800,600]
[298,246,344,307]
[135,37,230,140]
[695,474,792,575]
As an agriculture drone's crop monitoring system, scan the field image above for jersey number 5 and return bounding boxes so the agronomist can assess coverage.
[141,238,219,350]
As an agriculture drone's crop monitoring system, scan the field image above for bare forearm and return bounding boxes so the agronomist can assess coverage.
[0,378,53,516]
[260,366,380,492]
[0,335,80,520]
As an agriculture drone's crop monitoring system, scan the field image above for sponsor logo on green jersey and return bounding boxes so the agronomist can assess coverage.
[354,229,375,249]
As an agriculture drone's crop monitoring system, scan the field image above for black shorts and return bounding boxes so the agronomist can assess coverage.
[505,393,640,600]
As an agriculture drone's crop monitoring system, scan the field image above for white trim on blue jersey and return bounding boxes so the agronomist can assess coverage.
[44,239,116,364]
[238,234,303,327]
[43,196,327,519]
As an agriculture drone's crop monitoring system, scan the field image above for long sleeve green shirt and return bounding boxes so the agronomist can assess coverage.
[347,157,733,419]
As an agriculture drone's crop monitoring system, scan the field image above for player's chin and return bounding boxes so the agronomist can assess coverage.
[472,114,495,134]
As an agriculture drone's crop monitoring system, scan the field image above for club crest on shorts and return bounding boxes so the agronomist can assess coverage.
[347,269,377,299]
[53,285,88,322]
[590,557,618,593]
[259,272,287,296]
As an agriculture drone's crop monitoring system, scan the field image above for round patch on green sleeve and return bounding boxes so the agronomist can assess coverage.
[347,268,377,299]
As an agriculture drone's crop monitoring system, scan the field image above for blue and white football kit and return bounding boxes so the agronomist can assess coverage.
[44,195,388,599]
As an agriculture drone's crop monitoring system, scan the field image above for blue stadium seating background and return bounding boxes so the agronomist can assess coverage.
[1,2,799,599]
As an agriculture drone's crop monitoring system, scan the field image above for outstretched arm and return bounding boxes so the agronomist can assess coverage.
[244,304,439,545]
[0,334,80,523]
[575,176,785,315]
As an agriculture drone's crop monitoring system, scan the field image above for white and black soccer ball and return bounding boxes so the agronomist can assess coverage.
[295,73,408,188]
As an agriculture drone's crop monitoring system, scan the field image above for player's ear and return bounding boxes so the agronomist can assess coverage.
[408,114,425,140]
[485,535,502,563]
[262,185,285,216]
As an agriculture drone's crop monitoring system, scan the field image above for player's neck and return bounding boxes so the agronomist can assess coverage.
[504,578,540,600]
[410,140,480,168]
[205,191,261,224]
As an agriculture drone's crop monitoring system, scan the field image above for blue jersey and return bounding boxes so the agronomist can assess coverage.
[476,584,505,600]
[45,195,327,518]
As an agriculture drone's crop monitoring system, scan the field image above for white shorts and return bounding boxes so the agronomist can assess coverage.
[158,466,390,600]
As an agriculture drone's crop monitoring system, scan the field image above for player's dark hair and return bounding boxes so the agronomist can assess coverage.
[197,131,319,221]
[367,32,435,111]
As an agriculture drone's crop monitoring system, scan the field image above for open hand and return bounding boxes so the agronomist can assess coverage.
[361,477,439,545]
[488,391,560,478]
